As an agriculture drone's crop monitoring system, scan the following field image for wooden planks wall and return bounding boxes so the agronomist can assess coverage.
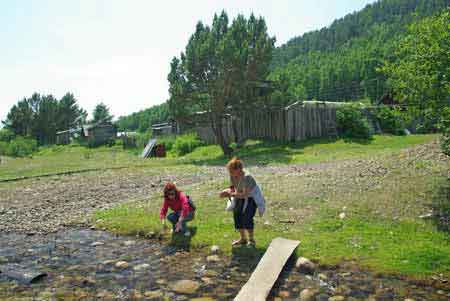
[190,103,338,144]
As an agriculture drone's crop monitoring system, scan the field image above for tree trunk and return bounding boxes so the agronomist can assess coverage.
[231,115,245,148]
[211,115,233,156]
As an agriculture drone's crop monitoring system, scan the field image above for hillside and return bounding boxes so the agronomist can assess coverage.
[269,0,449,103]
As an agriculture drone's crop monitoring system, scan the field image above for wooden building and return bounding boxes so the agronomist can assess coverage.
[56,122,116,146]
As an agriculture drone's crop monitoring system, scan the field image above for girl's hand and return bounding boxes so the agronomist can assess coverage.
[161,219,168,231]
[219,188,232,198]
[175,221,182,232]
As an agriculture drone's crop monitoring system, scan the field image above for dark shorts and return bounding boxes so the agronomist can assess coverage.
[233,197,257,230]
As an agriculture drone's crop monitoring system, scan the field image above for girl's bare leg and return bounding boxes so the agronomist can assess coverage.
[232,229,247,245]
[247,229,255,245]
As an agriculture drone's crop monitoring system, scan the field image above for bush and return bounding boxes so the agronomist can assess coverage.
[415,108,441,133]
[136,131,152,149]
[439,107,450,157]
[1,136,38,157]
[157,135,176,152]
[336,105,372,139]
[172,133,205,156]
[0,141,8,155]
[0,129,15,142]
[375,106,408,135]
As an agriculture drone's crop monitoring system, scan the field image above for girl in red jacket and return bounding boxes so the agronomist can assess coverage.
[160,182,195,236]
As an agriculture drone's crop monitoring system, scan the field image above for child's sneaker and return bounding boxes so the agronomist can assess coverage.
[184,230,191,237]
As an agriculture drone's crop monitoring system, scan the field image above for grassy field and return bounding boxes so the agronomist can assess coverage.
[0,134,437,181]
[2,134,448,276]
[92,134,450,277]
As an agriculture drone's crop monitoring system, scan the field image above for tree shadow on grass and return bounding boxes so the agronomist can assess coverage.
[342,136,374,145]
[431,179,450,234]
[190,137,351,167]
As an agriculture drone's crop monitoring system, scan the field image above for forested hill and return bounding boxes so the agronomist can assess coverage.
[269,0,449,103]
[115,102,169,132]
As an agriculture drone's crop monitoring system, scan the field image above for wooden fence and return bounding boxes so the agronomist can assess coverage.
[191,101,341,144]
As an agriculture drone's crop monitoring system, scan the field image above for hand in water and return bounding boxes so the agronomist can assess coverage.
[175,221,182,232]
[161,220,168,233]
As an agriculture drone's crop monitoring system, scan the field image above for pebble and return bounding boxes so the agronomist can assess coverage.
[90,241,104,247]
[295,257,316,273]
[329,296,345,301]
[206,255,220,262]
[299,288,318,301]
[210,245,220,254]
[169,280,200,294]
[115,261,129,269]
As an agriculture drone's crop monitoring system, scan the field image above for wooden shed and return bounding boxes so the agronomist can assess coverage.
[83,123,117,146]
[151,122,177,136]
[56,122,116,146]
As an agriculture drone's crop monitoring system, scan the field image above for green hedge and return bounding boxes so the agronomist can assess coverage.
[439,107,450,157]
[172,133,205,156]
[0,136,38,157]
[157,135,176,152]
[0,129,15,142]
[375,106,408,135]
[336,105,372,140]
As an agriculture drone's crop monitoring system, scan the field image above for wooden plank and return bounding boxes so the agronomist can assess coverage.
[234,237,300,301]
[318,108,323,137]
[304,106,309,139]
[297,107,302,141]
[287,109,292,141]
[295,108,300,141]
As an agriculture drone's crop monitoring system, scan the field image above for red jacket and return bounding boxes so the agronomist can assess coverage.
[160,191,193,219]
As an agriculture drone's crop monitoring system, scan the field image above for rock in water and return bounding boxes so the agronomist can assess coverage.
[206,255,220,262]
[169,280,200,294]
[299,288,318,301]
[0,264,47,284]
[295,257,316,273]
[115,261,129,269]
[210,245,220,254]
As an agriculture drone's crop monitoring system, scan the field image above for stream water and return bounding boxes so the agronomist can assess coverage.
[0,229,448,300]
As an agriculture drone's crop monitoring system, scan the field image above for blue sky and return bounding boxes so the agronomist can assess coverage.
[0,0,377,122]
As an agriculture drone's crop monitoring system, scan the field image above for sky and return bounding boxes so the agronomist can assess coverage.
[0,0,378,123]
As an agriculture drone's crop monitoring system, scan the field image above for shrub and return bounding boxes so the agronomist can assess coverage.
[0,129,15,142]
[172,133,205,156]
[0,141,8,155]
[336,105,372,139]
[136,131,152,149]
[375,106,408,135]
[157,135,176,152]
[439,107,450,157]
[3,136,38,157]
[415,108,440,133]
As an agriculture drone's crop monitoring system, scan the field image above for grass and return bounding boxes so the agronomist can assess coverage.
[0,134,436,181]
[183,134,437,166]
[0,145,170,181]
[3,133,449,276]
[95,136,450,277]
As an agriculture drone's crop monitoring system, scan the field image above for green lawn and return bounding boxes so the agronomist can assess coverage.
[0,145,168,181]
[93,134,450,277]
[184,134,437,165]
[3,134,449,276]
[1,134,436,181]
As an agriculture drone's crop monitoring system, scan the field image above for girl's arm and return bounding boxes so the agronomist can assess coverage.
[231,186,253,199]
[160,199,169,221]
